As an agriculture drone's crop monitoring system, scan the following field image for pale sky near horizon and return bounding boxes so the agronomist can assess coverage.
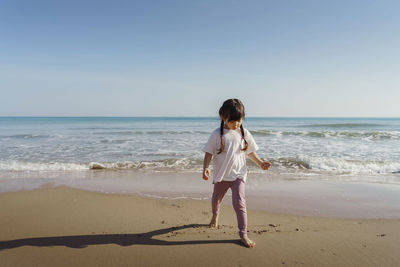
[1,0,399,117]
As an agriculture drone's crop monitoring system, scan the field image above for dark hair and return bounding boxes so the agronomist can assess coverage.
[217,99,248,154]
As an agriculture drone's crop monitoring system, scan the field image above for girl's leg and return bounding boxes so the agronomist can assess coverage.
[232,178,255,247]
[231,178,248,238]
[210,181,232,227]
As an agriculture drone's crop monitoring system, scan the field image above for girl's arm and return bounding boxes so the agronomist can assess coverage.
[202,152,212,180]
[248,152,271,170]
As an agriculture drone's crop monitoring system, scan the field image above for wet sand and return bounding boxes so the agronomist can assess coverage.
[3,171,400,219]
[1,186,400,266]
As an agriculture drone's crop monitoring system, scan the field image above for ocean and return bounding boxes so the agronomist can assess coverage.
[1,117,400,178]
[2,117,400,217]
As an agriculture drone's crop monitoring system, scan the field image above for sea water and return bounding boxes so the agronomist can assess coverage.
[2,117,400,217]
[1,117,400,178]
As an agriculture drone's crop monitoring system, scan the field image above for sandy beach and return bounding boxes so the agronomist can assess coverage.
[1,186,399,267]
[3,0,400,263]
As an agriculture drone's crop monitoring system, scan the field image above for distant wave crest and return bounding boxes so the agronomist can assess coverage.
[299,123,383,128]
[250,130,400,140]
[0,134,53,139]
[93,130,209,135]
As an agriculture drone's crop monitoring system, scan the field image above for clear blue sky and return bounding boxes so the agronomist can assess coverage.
[1,0,399,117]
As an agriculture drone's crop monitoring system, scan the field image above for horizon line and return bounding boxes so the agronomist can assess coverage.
[1,116,400,119]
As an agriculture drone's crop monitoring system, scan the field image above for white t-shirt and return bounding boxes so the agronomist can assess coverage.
[203,127,259,184]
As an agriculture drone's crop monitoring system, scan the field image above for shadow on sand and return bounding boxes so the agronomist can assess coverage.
[0,224,241,251]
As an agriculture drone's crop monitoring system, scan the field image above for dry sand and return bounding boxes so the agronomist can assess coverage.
[1,186,399,266]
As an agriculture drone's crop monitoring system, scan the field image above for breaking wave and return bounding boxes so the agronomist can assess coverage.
[0,159,203,172]
[2,156,400,175]
[291,155,400,175]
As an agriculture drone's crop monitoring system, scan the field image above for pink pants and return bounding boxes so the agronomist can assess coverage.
[212,178,247,238]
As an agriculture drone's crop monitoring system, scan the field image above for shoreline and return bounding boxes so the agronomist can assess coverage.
[1,171,400,219]
[1,186,400,266]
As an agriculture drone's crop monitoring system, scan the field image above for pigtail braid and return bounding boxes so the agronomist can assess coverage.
[240,125,248,152]
[217,120,225,154]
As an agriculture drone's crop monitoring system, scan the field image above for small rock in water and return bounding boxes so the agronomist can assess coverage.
[89,162,105,169]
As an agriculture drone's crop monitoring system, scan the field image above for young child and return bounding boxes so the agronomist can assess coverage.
[202,98,271,248]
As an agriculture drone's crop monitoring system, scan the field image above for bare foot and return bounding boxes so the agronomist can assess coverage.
[209,214,218,228]
[241,236,256,248]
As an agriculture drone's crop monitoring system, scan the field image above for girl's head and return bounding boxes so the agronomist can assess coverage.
[217,99,248,153]
[219,98,245,126]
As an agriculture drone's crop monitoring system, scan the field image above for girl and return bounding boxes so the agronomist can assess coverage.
[202,98,271,248]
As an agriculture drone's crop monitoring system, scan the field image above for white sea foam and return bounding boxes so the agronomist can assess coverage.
[296,155,400,174]
[0,161,87,171]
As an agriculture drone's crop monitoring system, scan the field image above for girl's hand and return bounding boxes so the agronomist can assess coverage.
[203,168,210,180]
[248,152,271,171]
[260,161,271,170]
